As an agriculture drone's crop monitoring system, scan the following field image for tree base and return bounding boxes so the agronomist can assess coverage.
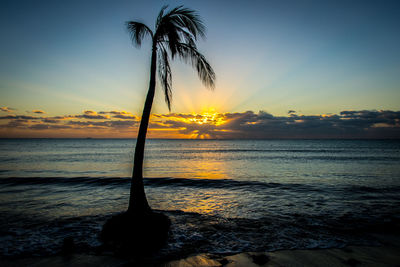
[100,211,171,256]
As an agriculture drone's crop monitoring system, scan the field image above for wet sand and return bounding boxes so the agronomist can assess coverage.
[168,233,400,266]
[167,245,400,266]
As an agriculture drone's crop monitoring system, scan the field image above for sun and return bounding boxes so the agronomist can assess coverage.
[188,108,226,126]
[149,108,229,139]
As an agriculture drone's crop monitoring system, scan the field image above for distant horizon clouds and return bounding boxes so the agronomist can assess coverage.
[1,109,399,139]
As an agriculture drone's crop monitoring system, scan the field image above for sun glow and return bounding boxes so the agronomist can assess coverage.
[187,108,226,126]
[148,108,230,139]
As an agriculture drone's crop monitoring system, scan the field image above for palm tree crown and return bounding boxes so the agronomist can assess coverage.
[126,5,216,110]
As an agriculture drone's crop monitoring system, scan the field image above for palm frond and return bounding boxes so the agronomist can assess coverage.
[156,5,169,28]
[126,21,153,47]
[155,6,205,54]
[175,42,215,89]
[165,6,206,40]
[158,46,172,110]
[155,18,182,57]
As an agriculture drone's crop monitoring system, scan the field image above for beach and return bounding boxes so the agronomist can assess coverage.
[2,235,400,267]
[168,242,400,266]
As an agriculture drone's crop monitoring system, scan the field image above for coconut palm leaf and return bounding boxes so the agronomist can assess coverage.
[126,21,153,47]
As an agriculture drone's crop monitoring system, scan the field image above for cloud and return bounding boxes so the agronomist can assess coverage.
[148,110,400,139]
[74,114,109,119]
[32,110,45,114]
[68,119,137,128]
[1,119,29,128]
[74,110,110,120]
[98,110,137,119]
[29,124,72,130]
[42,119,58,123]
[0,110,138,133]
[0,115,40,120]
[1,109,399,139]
[1,107,15,113]
[112,114,137,119]
[48,116,74,120]
[99,110,130,115]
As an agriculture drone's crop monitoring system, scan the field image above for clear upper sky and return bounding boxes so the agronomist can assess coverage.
[1,0,400,138]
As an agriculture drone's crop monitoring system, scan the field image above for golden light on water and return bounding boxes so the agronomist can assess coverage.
[188,160,227,180]
[182,190,231,214]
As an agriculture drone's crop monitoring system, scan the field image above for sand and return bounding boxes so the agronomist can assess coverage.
[166,233,400,266]
[166,245,400,267]
[1,245,399,266]
[1,234,400,266]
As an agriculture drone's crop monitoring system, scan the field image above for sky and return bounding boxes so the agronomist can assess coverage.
[1,0,400,138]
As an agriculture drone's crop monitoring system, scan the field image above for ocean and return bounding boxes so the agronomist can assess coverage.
[0,139,399,259]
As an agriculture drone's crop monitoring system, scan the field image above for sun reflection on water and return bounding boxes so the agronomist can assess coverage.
[185,160,227,180]
[182,190,234,214]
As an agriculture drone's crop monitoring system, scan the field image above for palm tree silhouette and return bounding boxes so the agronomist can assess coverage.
[126,6,215,214]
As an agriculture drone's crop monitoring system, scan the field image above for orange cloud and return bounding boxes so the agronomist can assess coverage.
[74,110,110,120]
[1,107,14,113]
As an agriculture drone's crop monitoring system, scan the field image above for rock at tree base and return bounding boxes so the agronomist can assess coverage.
[100,211,171,255]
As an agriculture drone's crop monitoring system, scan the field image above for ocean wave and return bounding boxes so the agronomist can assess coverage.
[0,176,322,192]
[1,176,399,194]
[153,148,400,154]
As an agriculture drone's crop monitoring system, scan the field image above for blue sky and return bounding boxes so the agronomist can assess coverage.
[1,0,400,137]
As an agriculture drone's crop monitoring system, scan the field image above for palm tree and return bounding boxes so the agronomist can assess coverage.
[126,6,215,214]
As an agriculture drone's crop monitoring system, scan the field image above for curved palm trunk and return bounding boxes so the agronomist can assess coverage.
[128,44,157,214]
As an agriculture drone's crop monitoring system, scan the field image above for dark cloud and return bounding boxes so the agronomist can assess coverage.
[112,114,137,119]
[108,120,137,128]
[0,119,29,128]
[29,124,72,130]
[102,111,126,115]
[149,110,400,139]
[0,115,40,120]
[32,110,45,114]
[42,119,58,123]
[74,113,109,120]
[49,116,73,120]
[153,113,195,119]
[67,121,92,126]
[98,111,137,119]
[68,120,137,128]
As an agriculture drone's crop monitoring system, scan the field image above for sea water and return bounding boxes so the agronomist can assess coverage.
[0,139,399,258]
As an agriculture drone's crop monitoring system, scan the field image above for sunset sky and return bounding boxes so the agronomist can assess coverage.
[1,0,400,138]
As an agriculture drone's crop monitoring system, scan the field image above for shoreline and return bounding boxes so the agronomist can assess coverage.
[2,234,399,267]
[1,245,399,267]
